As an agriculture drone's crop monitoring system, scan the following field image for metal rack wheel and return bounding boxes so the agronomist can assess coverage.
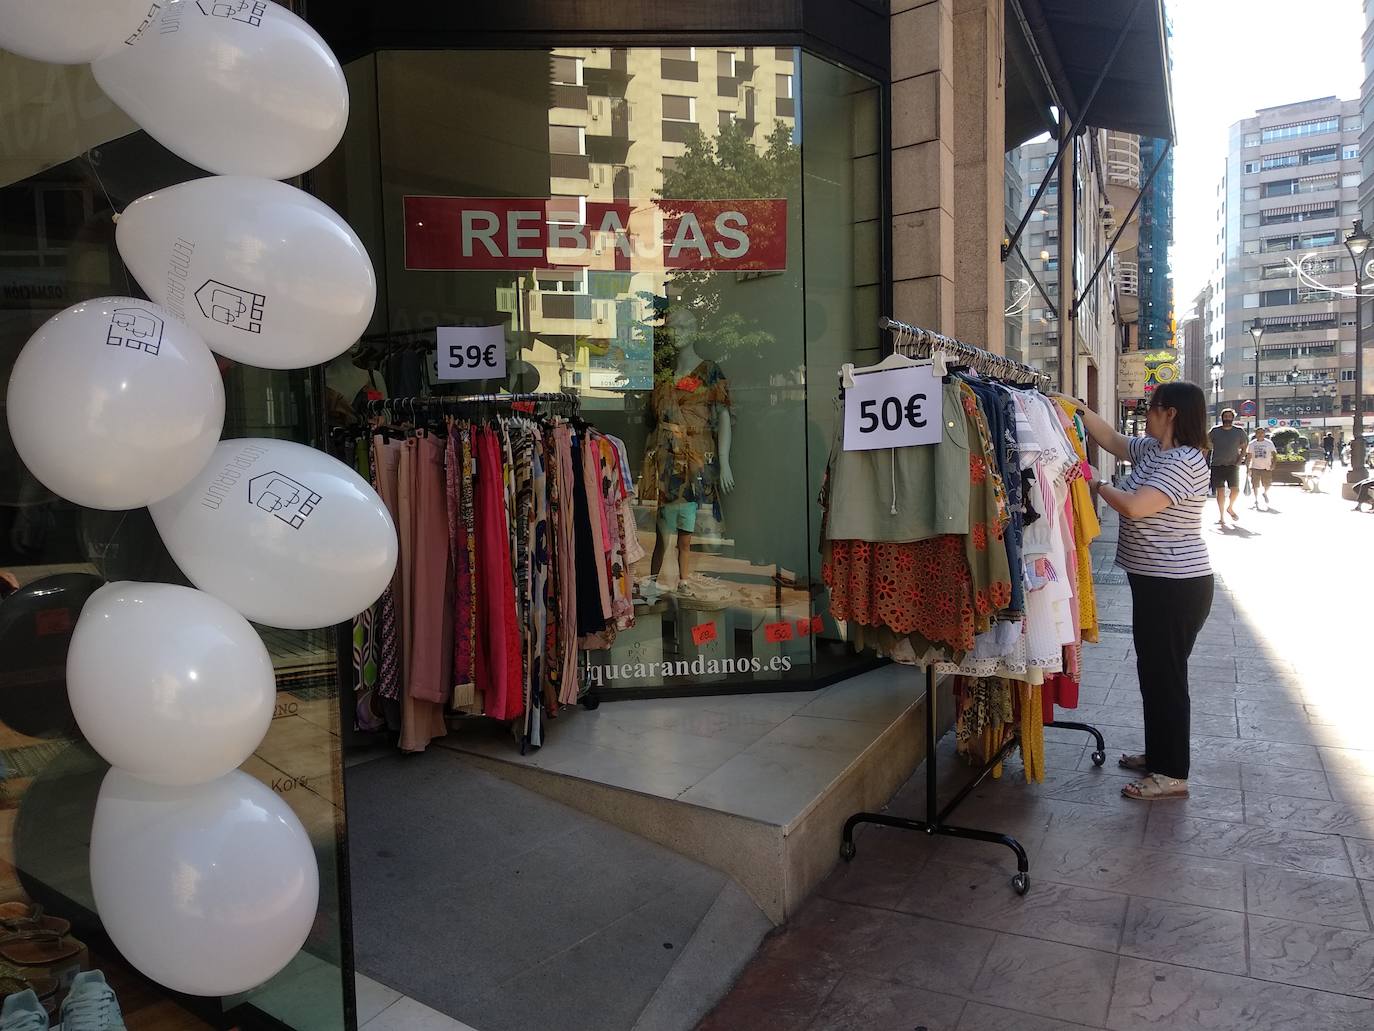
[1012,872,1030,895]
[1091,749,1106,767]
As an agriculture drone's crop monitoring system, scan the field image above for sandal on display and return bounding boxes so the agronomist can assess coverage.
[1117,753,1148,772]
[0,907,69,938]
[1121,773,1188,800]
[0,930,86,1000]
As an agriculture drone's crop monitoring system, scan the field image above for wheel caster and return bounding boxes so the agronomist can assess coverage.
[1012,872,1030,895]
[840,841,857,862]
[1091,750,1106,767]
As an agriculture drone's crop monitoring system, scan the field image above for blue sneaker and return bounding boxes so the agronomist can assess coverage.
[57,973,123,1031]
[0,990,47,1031]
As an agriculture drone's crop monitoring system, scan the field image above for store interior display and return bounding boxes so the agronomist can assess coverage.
[836,318,1108,894]
[0,0,377,1013]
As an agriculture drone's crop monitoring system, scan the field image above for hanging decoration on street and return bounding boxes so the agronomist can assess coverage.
[5,297,225,511]
[1,0,386,999]
[90,0,348,179]
[116,176,377,368]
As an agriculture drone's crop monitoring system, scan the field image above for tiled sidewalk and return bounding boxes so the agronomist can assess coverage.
[697,500,1374,1031]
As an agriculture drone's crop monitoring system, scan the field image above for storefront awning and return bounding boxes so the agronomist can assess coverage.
[1006,0,1174,147]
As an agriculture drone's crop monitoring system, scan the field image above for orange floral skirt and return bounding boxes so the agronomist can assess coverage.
[823,536,976,652]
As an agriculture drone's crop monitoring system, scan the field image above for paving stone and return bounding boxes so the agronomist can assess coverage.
[970,934,1118,1026]
[1248,915,1374,997]
[1246,865,1370,931]
[1107,957,1374,1031]
[1119,897,1248,975]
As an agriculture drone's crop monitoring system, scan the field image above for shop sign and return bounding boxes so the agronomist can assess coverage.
[403,196,788,273]
[436,325,507,381]
[1117,349,1179,396]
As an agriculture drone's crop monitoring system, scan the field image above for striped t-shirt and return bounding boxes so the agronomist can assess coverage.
[1115,436,1212,579]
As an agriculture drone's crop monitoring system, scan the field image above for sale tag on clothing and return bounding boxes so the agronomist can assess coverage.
[842,363,943,451]
[436,325,507,381]
[811,614,824,634]
[795,618,812,637]
[691,621,717,646]
[764,620,793,642]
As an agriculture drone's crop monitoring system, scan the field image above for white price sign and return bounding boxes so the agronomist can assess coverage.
[842,364,943,451]
[436,325,507,381]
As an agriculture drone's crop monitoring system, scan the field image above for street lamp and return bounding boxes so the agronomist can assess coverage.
[1210,356,1225,419]
[1250,318,1265,432]
[1343,219,1370,479]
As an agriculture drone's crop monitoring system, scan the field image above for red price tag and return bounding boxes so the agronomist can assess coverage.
[691,622,717,646]
[513,400,536,414]
[796,618,812,637]
[811,614,824,634]
[764,620,793,642]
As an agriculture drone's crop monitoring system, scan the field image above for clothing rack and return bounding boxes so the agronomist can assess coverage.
[839,318,1107,896]
[362,391,581,418]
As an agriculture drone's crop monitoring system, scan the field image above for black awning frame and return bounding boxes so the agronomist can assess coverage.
[1000,0,1154,265]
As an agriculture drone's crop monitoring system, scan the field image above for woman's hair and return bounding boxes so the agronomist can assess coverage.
[1151,382,1210,451]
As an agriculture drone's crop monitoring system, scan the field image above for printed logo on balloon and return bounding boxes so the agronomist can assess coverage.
[1,0,386,1001]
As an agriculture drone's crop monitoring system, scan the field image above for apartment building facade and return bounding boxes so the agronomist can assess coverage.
[1213,97,1366,438]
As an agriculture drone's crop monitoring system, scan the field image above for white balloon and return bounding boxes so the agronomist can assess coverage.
[0,0,147,64]
[150,438,397,629]
[5,297,224,511]
[116,177,376,369]
[91,768,318,996]
[68,582,275,786]
[90,0,347,179]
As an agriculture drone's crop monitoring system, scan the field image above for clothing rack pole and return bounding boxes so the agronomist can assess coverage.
[839,316,1108,895]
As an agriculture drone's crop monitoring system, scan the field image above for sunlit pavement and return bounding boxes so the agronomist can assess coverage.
[697,480,1374,1031]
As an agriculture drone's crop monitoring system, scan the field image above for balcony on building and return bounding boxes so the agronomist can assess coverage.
[583,47,632,95]
[1104,131,1141,251]
[1117,253,1140,321]
[587,96,631,163]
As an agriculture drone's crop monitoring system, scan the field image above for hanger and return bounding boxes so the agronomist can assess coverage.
[841,328,948,387]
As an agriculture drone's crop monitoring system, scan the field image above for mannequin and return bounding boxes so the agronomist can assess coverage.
[638,305,734,602]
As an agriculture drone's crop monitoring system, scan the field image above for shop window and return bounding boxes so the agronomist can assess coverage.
[321,46,882,699]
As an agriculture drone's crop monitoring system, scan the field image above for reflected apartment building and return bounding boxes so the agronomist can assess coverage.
[506,47,797,401]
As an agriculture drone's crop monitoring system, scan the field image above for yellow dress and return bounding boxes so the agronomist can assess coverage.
[1055,399,1100,644]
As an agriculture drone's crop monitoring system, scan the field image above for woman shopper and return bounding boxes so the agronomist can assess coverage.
[1056,383,1214,801]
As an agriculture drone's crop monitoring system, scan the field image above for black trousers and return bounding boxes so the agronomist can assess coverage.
[1128,572,1215,779]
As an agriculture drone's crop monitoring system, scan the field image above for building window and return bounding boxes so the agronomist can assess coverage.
[661,47,698,82]
[1244,160,1261,174]
[663,94,694,122]
[1261,288,1297,306]
[1262,204,1336,226]
[1260,116,1339,143]
[1343,368,1357,381]
[1243,239,1261,254]
[1243,292,1260,308]
[549,124,585,154]
[1344,172,1362,187]
[1030,232,1044,247]
[775,73,794,117]
[1243,213,1261,228]
[550,55,582,86]
[1243,373,1255,386]
[535,268,587,293]
[1030,157,1045,171]
[1244,132,1261,147]
[1344,144,1360,160]
[1244,186,1261,201]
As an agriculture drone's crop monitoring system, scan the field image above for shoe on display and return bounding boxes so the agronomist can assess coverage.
[0,989,47,1031]
[674,578,729,610]
[635,576,665,604]
[58,972,124,1031]
[683,574,732,599]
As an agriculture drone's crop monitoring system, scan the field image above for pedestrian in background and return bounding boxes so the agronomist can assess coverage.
[1323,431,1336,465]
[1247,427,1277,511]
[1208,408,1248,529]
[1057,382,1214,801]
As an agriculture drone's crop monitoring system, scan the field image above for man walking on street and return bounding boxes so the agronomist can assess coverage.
[1209,408,1248,528]
[1247,426,1277,511]
[1323,431,1335,465]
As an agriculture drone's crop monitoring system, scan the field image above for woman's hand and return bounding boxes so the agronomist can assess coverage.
[1050,392,1090,414]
